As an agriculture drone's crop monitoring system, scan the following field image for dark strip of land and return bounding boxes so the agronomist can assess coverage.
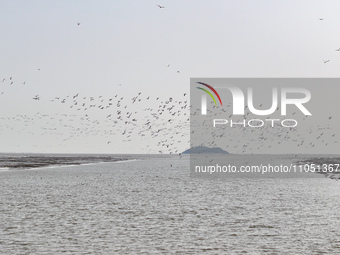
[0,156,130,169]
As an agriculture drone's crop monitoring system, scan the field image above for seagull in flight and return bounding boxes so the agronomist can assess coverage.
[77,22,81,25]
[157,5,165,8]
[323,59,330,63]
[319,18,324,21]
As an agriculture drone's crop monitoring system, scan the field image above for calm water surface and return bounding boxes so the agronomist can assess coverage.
[1,155,340,254]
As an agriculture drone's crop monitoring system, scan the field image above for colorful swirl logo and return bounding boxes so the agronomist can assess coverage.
[196,82,223,106]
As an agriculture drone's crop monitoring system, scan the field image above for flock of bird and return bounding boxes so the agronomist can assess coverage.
[190,104,339,154]
[0,4,191,154]
[0,76,27,95]
[1,13,339,160]
[0,85,190,154]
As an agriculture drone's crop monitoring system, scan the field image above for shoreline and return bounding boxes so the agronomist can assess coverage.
[0,155,133,170]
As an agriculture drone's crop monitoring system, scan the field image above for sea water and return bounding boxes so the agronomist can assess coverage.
[0,154,340,254]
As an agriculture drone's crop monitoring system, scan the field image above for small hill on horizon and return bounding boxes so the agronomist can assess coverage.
[182,146,229,154]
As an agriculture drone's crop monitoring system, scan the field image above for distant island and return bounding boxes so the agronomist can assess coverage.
[182,146,229,154]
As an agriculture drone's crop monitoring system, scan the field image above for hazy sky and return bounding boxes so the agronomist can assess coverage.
[1,0,340,154]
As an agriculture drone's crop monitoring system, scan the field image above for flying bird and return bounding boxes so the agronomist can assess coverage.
[323,59,330,63]
[157,5,165,8]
